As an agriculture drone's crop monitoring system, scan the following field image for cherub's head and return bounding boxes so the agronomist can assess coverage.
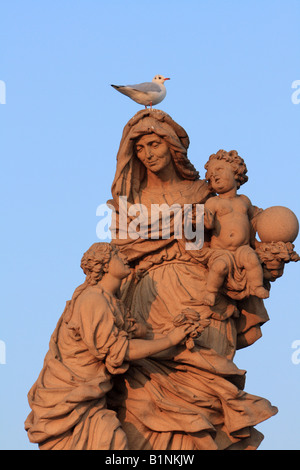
[204,149,248,192]
[80,242,129,285]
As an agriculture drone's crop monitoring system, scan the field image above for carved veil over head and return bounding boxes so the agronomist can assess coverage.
[111,109,199,205]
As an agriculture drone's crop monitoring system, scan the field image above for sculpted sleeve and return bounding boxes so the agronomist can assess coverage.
[75,290,130,374]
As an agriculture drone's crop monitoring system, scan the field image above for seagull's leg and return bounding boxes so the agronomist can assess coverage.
[150,101,153,109]
[145,105,148,109]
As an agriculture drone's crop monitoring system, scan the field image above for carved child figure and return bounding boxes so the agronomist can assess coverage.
[25,242,194,450]
[203,150,269,306]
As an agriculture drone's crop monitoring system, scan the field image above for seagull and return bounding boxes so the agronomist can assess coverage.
[111,75,170,108]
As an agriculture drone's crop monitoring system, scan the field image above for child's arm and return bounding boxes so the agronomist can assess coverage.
[204,197,217,230]
[240,194,261,221]
[240,195,263,247]
[125,324,194,361]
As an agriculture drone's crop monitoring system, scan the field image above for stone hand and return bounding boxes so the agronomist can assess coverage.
[167,324,196,346]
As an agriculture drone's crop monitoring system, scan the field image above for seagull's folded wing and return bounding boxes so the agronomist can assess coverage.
[128,82,161,93]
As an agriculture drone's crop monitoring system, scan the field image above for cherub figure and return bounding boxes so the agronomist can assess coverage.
[25,242,194,450]
[203,150,269,306]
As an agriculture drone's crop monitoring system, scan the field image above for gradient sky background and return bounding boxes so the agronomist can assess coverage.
[1,0,299,450]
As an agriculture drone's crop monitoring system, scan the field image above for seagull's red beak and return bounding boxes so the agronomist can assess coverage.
[164,78,170,81]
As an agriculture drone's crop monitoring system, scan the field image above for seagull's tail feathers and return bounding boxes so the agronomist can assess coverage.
[111,85,137,99]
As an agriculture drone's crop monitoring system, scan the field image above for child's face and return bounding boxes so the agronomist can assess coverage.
[206,159,237,194]
[109,251,131,280]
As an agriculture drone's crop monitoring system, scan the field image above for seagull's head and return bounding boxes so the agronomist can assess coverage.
[152,75,170,85]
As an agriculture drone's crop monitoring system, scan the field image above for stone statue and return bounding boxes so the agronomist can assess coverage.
[25,242,195,450]
[25,108,299,450]
[203,149,269,306]
[107,109,299,450]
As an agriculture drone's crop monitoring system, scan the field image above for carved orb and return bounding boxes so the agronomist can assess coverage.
[257,206,299,243]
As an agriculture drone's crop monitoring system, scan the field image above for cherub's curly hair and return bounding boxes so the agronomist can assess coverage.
[80,242,118,285]
[204,149,248,190]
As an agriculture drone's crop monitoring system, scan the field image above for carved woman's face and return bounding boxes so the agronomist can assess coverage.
[135,134,172,174]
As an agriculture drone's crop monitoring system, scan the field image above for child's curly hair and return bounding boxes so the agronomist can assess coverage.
[80,242,118,285]
[204,149,248,190]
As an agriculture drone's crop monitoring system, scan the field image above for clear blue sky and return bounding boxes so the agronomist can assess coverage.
[1,0,299,450]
